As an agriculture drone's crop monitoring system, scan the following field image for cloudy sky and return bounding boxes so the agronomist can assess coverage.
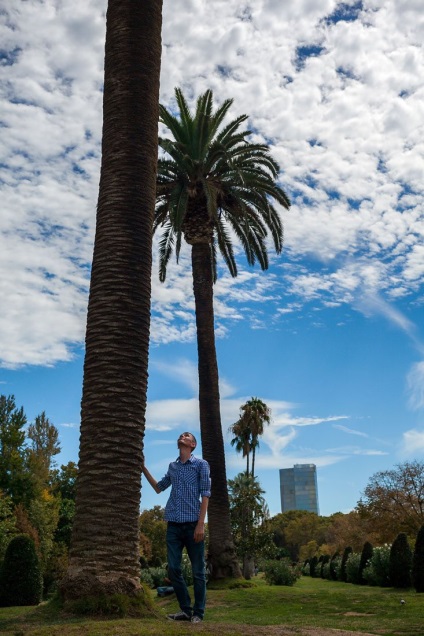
[1,0,423,516]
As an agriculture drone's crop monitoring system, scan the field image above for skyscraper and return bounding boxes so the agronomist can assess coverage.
[279,464,319,514]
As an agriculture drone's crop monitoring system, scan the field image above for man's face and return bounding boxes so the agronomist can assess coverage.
[177,432,196,449]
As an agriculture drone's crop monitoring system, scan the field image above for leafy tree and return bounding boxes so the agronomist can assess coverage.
[412,525,424,593]
[51,462,78,501]
[0,491,18,563]
[359,461,424,537]
[229,398,271,478]
[228,472,270,579]
[139,506,167,566]
[27,412,60,493]
[61,0,163,602]
[389,532,412,588]
[0,395,30,504]
[28,489,60,574]
[0,534,43,606]
[155,87,290,577]
[358,541,373,585]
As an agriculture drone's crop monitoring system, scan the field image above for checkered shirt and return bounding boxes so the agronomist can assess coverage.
[157,454,211,523]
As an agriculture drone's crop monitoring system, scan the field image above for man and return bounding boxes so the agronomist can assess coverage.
[142,431,211,623]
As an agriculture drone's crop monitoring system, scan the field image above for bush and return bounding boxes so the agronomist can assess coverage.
[330,554,340,581]
[301,561,310,576]
[345,552,361,584]
[140,569,155,588]
[339,546,352,582]
[359,541,373,585]
[363,545,391,587]
[320,555,330,578]
[322,562,331,580]
[0,534,43,606]
[309,555,318,577]
[263,558,301,586]
[389,533,412,588]
[146,567,168,588]
[412,525,424,593]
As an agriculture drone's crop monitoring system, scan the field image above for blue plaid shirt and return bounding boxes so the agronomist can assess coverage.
[157,454,211,523]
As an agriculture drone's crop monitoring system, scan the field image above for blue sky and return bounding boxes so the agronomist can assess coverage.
[1,0,423,518]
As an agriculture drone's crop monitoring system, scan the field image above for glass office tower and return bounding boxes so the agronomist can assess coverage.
[279,464,319,514]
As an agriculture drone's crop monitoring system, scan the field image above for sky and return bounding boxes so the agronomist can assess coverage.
[1,0,424,518]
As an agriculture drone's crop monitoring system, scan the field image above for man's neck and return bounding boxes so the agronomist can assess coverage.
[179,446,193,463]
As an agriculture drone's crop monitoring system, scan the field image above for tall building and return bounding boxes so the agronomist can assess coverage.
[279,464,319,514]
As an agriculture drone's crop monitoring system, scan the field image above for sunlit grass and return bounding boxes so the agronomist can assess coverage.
[0,576,422,636]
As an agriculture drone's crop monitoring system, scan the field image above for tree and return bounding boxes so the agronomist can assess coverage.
[389,532,412,588]
[228,472,270,578]
[139,506,167,566]
[229,398,271,478]
[155,88,290,577]
[358,461,424,537]
[61,0,163,602]
[0,491,18,563]
[412,525,424,593]
[27,412,60,494]
[358,541,373,585]
[340,546,353,582]
[0,395,29,504]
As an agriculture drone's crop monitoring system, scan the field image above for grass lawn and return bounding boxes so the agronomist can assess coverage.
[0,576,422,636]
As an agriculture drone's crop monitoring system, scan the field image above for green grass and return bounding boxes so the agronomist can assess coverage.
[0,576,423,636]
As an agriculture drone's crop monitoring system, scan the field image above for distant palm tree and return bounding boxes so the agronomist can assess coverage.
[155,88,289,578]
[61,0,163,601]
[229,398,271,478]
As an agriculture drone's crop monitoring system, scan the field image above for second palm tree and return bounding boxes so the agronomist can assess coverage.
[155,88,290,578]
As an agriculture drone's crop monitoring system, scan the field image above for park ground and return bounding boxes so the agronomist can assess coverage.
[0,577,422,636]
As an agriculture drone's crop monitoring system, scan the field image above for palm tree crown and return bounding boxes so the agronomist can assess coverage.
[155,88,290,281]
[229,397,271,478]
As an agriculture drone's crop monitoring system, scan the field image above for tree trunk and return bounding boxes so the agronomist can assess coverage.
[61,0,162,601]
[191,242,241,579]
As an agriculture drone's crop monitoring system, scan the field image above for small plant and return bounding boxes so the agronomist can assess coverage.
[263,558,301,586]
[363,544,391,587]
[412,525,424,593]
[147,566,168,588]
[390,533,412,588]
[345,552,361,584]
[0,534,43,606]
[140,569,155,588]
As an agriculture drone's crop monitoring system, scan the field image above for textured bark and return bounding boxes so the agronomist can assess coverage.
[61,0,162,600]
[191,242,241,579]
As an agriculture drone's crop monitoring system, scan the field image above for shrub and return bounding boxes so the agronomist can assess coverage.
[363,545,391,587]
[339,546,352,582]
[0,534,43,606]
[412,525,424,593]
[389,533,412,588]
[359,541,373,585]
[147,567,168,588]
[140,569,155,588]
[322,562,331,580]
[309,555,318,577]
[345,552,361,584]
[263,558,301,586]
[330,553,340,581]
[301,561,310,576]
[320,555,330,578]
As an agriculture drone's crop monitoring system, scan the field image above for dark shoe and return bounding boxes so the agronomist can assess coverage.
[167,611,191,621]
[191,615,202,623]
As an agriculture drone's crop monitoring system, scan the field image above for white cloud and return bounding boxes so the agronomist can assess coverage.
[333,424,369,438]
[407,361,424,410]
[1,0,424,366]
[401,428,424,456]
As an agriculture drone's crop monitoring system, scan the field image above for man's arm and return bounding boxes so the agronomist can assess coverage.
[141,465,162,494]
[194,495,209,543]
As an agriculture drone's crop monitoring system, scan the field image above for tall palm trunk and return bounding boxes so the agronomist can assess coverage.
[61,0,162,600]
[191,242,241,579]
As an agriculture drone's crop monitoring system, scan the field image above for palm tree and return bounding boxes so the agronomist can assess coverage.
[61,0,163,601]
[229,398,271,479]
[155,89,290,578]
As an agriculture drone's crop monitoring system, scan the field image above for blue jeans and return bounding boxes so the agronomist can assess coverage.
[166,521,206,619]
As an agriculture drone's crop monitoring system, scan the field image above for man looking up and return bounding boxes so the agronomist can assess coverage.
[142,432,211,623]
